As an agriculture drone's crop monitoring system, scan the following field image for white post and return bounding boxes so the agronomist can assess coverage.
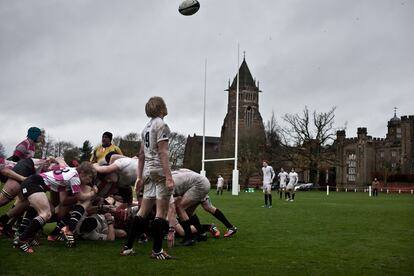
[336,188,338,192]
[345,188,347,192]
[369,185,372,197]
[326,185,329,196]
[411,189,413,194]
[200,59,207,177]
[387,189,389,194]
[398,189,401,194]
[232,44,240,196]
[354,188,357,193]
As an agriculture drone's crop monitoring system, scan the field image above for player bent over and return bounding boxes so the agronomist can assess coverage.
[13,161,97,253]
[166,168,211,246]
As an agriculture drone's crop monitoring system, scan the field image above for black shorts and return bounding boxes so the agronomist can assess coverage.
[21,175,47,199]
[0,158,35,183]
[13,158,36,177]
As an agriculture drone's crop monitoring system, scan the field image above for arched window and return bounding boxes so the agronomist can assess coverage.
[245,106,253,128]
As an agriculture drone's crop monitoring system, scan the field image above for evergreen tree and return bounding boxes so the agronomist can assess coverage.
[80,140,93,162]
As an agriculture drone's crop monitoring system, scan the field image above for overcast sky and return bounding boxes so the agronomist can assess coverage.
[1,0,413,156]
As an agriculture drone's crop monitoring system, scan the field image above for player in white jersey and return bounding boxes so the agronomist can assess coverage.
[277,168,289,200]
[261,161,275,208]
[286,168,299,202]
[121,96,174,260]
[93,154,138,204]
[216,175,224,195]
[167,168,211,246]
[13,161,97,253]
[75,213,116,241]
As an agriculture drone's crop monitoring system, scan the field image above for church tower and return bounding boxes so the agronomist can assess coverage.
[219,57,266,156]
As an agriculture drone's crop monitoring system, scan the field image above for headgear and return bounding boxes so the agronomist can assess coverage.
[27,127,42,141]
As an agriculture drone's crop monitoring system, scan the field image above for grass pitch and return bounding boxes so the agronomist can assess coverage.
[0,191,413,275]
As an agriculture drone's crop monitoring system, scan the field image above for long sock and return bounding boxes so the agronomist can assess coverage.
[269,194,272,206]
[68,205,85,232]
[286,192,290,199]
[189,214,204,235]
[50,213,70,236]
[17,207,37,235]
[180,219,193,240]
[152,217,167,253]
[292,193,295,200]
[264,194,268,205]
[202,224,212,232]
[213,209,233,229]
[19,216,46,241]
[126,215,145,249]
[279,191,282,199]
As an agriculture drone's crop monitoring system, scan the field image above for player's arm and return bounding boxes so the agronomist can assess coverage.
[104,213,115,241]
[115,146,123,156]
[158,140,173,191]
[93,163,119,174]
[90,148,97,163]
[135,144,145,194]
[167,200,177,247]
[0,167,26,182]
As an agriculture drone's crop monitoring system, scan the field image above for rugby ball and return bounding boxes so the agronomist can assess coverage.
[178,0,200,16]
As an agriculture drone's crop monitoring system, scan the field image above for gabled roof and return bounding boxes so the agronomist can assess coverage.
[229,58,257,90]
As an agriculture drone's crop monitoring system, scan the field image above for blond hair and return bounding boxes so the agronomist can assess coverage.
[76,161,97,179]
[145,96,168,118]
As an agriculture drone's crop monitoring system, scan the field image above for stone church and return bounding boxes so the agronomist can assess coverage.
[183,57,266,182]
[183,57,414,188]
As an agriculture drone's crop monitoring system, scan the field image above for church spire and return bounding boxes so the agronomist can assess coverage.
[229,55,257,90]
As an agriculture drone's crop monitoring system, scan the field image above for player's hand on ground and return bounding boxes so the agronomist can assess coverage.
[167,230,175,248]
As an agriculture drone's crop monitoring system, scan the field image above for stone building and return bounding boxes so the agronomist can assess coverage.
[334,111,414,187]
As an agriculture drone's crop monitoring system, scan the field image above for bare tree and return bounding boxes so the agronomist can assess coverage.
[280,106,337,184]
[169,132,187,169]
[119,132,141,157]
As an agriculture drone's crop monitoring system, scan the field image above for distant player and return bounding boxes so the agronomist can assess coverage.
[277,168,288,200]
[261,160,275,208]
[286,168,298,202]
[216,175,224,195]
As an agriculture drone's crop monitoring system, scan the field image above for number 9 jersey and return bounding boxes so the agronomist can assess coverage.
[142,117,171,173]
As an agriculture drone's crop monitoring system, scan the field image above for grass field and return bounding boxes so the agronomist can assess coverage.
[0,191,413,276]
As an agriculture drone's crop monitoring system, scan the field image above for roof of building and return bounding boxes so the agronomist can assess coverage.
[229,57,257,90]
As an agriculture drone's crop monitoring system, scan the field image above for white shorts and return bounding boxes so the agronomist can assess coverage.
[262,183,271,193]
[279,183,287,189]
[143,169,172,200]
[286,184,294,191]
[183,179,210,202]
